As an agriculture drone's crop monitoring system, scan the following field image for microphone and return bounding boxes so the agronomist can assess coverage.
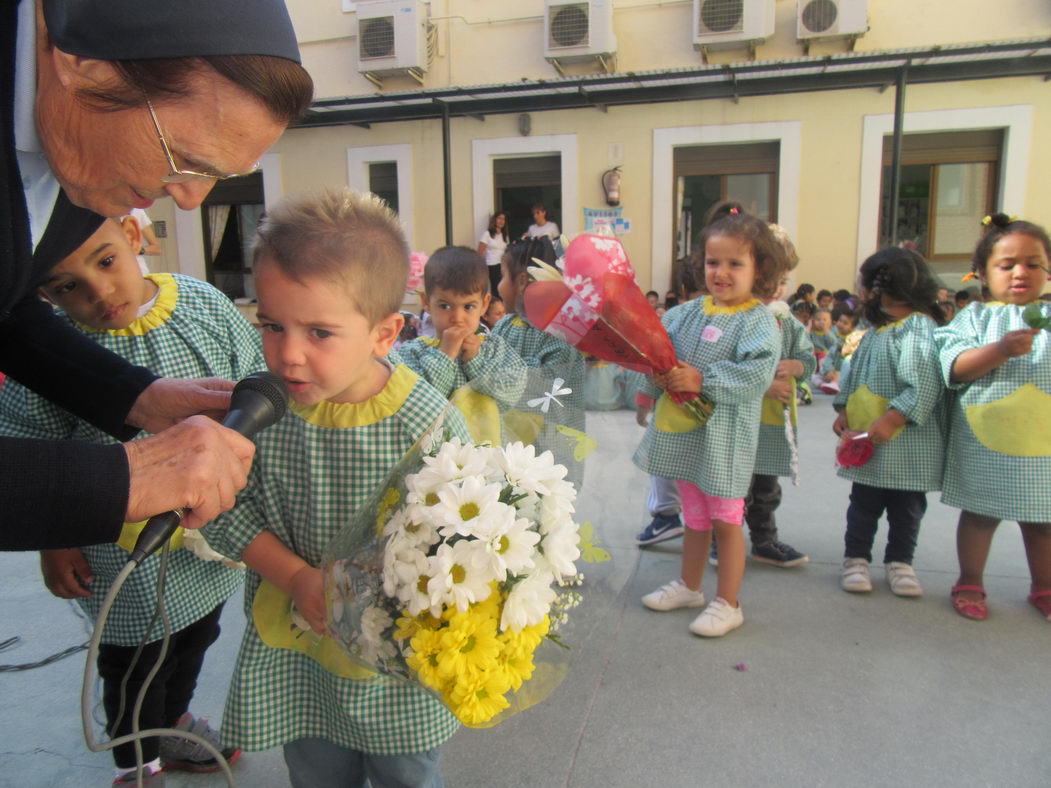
[128,372,290,565]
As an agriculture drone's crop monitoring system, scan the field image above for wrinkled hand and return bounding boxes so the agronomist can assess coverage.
[126,377,235,433]
[997,328,1039,359]
[124,416,255,530]
[636,405,651,427]
[776,360,804,379]
[40,548,93,599]
[661,362,703,395]
[439,326,470,359]
[766,377,794,404]
[868,409,907,445]
[290,565,327,635]
[460,333,482,362]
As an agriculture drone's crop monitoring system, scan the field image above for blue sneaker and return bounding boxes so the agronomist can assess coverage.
[636,513,684,546]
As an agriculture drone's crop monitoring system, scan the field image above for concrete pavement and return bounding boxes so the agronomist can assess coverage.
[2,395,1048,787]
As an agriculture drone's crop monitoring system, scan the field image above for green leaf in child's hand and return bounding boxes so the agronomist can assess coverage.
[1023,302,1051,331]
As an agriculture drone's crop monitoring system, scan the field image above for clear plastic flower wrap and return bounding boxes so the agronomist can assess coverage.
[321,368,611,727]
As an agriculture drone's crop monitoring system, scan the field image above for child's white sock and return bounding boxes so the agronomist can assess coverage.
[114,758,162,780]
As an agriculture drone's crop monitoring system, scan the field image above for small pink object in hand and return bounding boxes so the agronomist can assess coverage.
[837,433,874,467]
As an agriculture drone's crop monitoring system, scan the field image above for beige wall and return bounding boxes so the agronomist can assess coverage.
[156,1,1051,297]
[260,74,1049,293]
[290,0,1051,98]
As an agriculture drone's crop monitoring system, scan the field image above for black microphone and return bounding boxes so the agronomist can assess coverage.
[128,372,289,565]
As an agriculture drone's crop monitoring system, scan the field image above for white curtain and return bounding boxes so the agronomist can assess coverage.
[208,205,231,261]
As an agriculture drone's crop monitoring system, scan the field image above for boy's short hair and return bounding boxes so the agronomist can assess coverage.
[831,303,857,323]
[251,188,409,326]
[423,246,489,296]
[646,290,659,299]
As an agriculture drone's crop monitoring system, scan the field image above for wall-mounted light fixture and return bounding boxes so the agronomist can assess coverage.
[601,166,622,206]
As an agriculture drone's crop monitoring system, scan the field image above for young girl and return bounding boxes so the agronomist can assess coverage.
[833,249,947,597]
[490,237,587,485]
[935,213,1051,622]
[634,212,784,637]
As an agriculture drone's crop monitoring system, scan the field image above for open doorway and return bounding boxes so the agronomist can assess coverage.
[493,155,561,239]
[201,172,265,300]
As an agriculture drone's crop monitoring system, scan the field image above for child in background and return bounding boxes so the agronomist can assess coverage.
[664,291,680,309]
[646,290,660,308]
[396,246,526,439]
[202,190,467,788]
[0,215,256,784]
[490,237,587,486]
[833,248,947,597]
[790,299,815,328]
[817,289,834,309]
[733,223,814,568]
[791,283,816,305]
[810,307,837,362]
[817,305,861,391]
[635,210,784,637]
[935,214,1051,622]
[482,295,506,330]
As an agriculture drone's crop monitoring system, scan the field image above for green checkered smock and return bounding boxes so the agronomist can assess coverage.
[833,312,945,492]
[810,330,838,356]
[489,314,587,486]
[935,301,1051,521]
[756,312,816,478]
[633,297,779,498]
[201,365,465,753]
[394,333,526,408]
[0,274,259,645]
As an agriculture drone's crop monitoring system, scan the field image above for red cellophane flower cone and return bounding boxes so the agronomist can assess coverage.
[836,435,875,467]
[524,234,713,424]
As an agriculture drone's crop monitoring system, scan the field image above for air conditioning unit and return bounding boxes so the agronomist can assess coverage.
[797,0,868,40]
[544,1,617,64]
[693,0,774,51]
[356,0,429,77]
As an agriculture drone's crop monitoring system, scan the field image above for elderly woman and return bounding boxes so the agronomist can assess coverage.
[2,0,313,550]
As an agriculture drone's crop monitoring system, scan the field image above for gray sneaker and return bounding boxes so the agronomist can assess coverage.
[159,713,241,774]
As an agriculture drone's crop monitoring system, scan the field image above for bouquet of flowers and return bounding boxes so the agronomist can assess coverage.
[523,233,713,425]
[322,404,604,727]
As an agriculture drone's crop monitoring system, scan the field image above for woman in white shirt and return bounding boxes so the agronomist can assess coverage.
[477,210,509,295]
[523,203,560,241]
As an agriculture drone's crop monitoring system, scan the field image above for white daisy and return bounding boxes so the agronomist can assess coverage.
[359,605,396,662]
[498,442,567,496]
[428,540,495,612]
[433,475,506,538]
[500,568,557,633]
[539,520,581,581]
[403,553,444,618]
[470,511,541,582]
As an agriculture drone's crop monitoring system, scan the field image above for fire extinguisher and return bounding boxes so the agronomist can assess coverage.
[602,166,622,207]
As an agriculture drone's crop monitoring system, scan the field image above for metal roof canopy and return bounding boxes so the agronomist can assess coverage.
[297,39,1051,128]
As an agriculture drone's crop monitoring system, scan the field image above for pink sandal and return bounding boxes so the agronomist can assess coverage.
[951,584,988,621]
[1028,590,1051,621]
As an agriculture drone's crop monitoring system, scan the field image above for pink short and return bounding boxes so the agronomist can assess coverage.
[675,481,745,531]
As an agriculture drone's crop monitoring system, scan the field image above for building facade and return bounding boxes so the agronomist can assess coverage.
[150,0,1051,297]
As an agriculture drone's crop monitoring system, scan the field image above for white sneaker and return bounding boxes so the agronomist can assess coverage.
[885,562,923,597]
[689,597,744,637]
[841,558,872,593]
[642,579,706,611]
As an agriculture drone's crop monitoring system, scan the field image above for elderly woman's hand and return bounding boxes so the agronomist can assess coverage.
[126,377,236,433]
[123,415,256,529]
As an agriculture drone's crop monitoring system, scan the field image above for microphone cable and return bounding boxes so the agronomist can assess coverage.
[82,544,237,788]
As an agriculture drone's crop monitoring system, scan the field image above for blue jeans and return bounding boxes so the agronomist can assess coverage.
[844,483,926,564]
[284,737,444,788]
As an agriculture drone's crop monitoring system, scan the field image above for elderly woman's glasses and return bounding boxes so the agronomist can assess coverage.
[144,97,259,184]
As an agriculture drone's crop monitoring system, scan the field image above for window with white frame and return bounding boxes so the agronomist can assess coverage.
[878,129,1002,263]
